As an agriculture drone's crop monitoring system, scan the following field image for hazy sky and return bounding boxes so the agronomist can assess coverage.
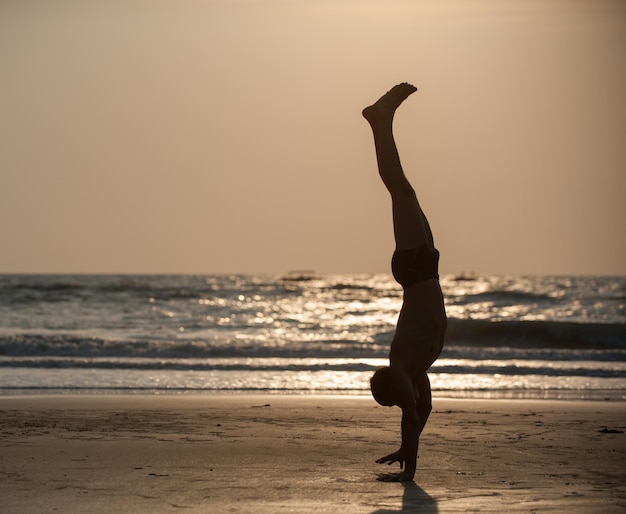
[2,0,625,275]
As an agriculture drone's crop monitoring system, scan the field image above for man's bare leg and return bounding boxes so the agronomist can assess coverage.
[362,83,433,250]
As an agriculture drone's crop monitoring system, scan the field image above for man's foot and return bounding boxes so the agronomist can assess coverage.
[362,82,417,126]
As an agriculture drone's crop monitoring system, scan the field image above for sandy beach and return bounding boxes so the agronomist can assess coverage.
[0,395,624,513]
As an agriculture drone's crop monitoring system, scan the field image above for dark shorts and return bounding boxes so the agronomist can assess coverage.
[391,244,440,288]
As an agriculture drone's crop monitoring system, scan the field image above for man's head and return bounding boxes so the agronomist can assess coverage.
[370,366,397,406]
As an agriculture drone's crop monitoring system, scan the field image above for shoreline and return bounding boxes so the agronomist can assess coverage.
[1,389,624,402]
[1,395,625,513]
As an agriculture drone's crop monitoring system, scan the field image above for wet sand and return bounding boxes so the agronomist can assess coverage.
[1,395,624,513]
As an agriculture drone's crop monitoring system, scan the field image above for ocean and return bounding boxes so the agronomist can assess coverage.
[0,274,624,400]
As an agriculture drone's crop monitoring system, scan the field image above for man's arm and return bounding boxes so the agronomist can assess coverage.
[398,404,420,480]
[377,366,420,482]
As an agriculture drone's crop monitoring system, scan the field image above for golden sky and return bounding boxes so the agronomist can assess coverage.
[1,0,624,275]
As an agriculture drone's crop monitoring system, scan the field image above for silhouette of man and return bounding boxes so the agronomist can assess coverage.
[363,83,446,482]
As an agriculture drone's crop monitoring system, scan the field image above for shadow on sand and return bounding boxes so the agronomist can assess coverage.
[371,481,438,514]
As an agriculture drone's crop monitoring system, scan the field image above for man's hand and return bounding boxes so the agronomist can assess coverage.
[376,449,404,468]
[376,471,414,482]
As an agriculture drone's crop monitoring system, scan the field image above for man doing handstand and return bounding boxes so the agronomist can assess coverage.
[363,83,447,482]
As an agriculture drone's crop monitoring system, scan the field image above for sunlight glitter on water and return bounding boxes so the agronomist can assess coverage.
[3,367,624,401]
